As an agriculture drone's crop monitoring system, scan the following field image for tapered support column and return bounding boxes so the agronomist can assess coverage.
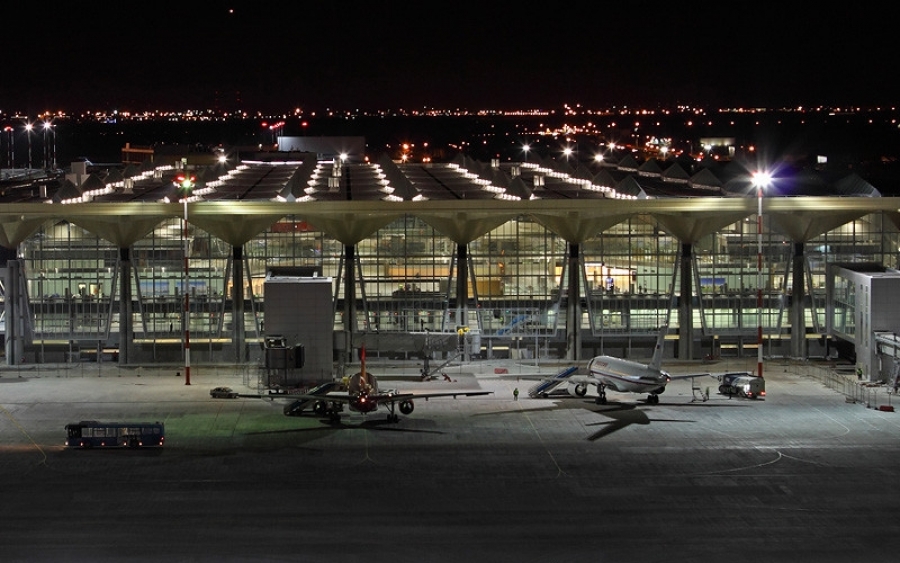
[344,244,357,363]
[2,249,22,365]
[790,242,807,359]
[455,243,468,329]
[233,246,246,362]
[678,242,693,360]
[118,247,133,364]
[565,243,581,361]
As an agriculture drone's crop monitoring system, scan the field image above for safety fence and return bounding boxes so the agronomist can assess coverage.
[784,360,896,411]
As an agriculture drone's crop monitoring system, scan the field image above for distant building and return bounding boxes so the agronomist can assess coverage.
[699,137,736,159]
[121,142,223,167]
[276,136,365,162]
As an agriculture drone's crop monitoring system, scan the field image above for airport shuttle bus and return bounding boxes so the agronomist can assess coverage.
[65,421,165,448]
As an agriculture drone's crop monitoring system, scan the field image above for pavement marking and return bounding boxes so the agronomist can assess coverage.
[509,395,568,478]
[0,403,49,465]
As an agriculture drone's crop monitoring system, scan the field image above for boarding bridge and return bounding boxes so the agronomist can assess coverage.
[874,331,900,390]
[527,366,579,398]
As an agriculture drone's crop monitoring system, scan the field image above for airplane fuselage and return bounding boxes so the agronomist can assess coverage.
[312,373,418,422]
[587,356,670,395]
[291,360,489,423]
[349,393,380,413]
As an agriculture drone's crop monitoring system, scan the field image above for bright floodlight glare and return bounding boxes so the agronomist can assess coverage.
[752,171,772,188]
[594,154,604,163]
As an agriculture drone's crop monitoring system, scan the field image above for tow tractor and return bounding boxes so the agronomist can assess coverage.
[717,372,766,399]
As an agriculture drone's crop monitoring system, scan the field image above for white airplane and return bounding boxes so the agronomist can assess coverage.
[532,325,705,405]
[267,348,493,423]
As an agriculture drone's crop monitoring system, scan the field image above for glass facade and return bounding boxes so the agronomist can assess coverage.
[15,208,898,363]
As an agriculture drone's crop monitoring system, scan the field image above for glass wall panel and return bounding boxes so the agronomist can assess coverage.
[14,206,900,364]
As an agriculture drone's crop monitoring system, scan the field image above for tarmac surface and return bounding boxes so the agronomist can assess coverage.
[2,358,899,562]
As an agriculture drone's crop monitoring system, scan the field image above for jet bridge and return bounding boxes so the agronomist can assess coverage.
[874,331,900,390]
[527,366,579,398]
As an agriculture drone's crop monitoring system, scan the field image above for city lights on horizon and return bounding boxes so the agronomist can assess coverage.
[2,103,898,124]
[3,102,900,171]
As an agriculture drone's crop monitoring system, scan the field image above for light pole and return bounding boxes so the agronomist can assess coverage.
[562,145,576,176]
[176,167,195,385]
[42,122,48,169]
[3,126,13,168]
[43,120,55,170]
[24,122,33,173]
[752,171,772,379]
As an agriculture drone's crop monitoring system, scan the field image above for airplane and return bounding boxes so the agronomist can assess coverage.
[528,325,722,405]
[258,347,493,423]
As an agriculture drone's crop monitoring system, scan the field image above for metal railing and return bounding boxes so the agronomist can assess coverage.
[785,360,896,410]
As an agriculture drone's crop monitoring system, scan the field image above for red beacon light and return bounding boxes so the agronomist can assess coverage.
[175,174,196,189]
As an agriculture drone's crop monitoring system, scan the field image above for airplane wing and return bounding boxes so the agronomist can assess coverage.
[523,367,715,391]
[667,373,713,381]
[296,390,415,404]
[392,390,493,400]
[290,389,492,404]
[709,371,757,379]
[568,372,661,388]
[275,387,493,421]
[665,371,763,382]
[567,374,600,385]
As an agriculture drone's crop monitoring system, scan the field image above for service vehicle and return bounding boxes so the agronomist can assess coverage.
[717,372,766,399]
[210,386,239,399]
[65,420,165,448]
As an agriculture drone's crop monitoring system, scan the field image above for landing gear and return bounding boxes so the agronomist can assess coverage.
[315,400,343,423]
[595,386,608,405]
[646,394,660,405]
[385,402,401,423]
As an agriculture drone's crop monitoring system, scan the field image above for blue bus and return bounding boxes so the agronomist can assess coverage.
[65,420,165,448]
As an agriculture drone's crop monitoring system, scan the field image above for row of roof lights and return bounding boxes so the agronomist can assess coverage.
[56,158,649,206]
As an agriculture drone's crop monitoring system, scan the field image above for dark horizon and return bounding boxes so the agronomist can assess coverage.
[5,106,900,195]
[4,3,897,114]
[3,106,900,165]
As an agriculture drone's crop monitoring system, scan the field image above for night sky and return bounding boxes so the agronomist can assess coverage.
[4,2,897,114]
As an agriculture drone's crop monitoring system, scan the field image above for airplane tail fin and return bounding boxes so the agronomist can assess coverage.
[351,345,377,394]
[360,345,367,382]
[649,324,668,371]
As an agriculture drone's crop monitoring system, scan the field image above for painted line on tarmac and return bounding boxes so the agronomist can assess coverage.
[0,404,49,466]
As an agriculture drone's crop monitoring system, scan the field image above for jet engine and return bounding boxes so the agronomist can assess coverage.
[567,382,588,397]
[313,400,330,416]
[399,400,415,414]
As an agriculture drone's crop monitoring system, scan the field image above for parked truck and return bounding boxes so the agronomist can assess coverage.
[717,372,766,399]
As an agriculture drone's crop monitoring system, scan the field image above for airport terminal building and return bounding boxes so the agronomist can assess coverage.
[3,141,900,385]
